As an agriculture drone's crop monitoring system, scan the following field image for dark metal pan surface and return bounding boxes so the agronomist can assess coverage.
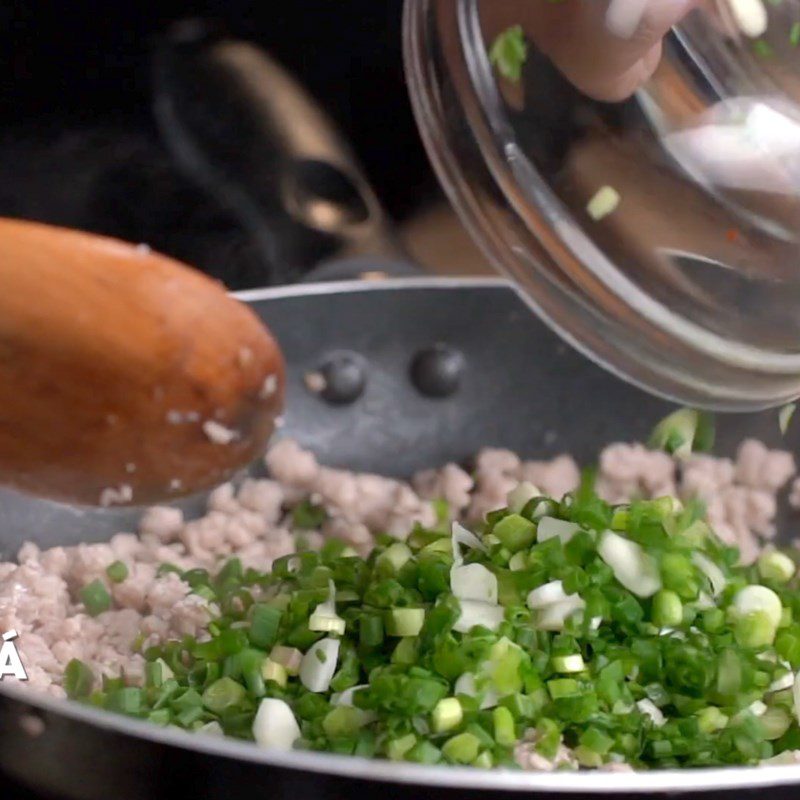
[1,278,799,800]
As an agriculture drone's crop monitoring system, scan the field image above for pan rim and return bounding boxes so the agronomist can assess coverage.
[3,276,800,793]
[3,680,800,793]
[232,275,514,302]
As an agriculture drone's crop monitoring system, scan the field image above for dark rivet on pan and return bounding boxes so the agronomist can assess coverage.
[307,353,367,405]
[410,344,465,398]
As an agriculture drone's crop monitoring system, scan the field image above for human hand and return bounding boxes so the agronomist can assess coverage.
[491,0,701,102]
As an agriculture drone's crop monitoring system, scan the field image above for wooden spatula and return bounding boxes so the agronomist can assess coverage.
[0,218,284,506]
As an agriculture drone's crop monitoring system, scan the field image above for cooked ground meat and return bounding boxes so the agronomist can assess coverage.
[1,436,796,738]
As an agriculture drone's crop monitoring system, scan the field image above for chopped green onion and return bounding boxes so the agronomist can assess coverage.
[432,697,463,733]
[106,561,129,583]
[692,552,727,597]
[506,482,540,514]
[779,403,797,435]
[527,580,569,609]
[548,678,580,700]
[262,659,288,688]
[453,599,505,633]
[488,25,527,82]
[292,500,327,529]
[586,186,621,222]
[386,733,417,761]
[300,638,340,692]
[442,732,480,764]
[493,514,536,552]
[106,687,143,715]
[551,654,586,673]
[652,590,683,628]
[493,705,516,746]
[64,659,94,699]
[579,726,614,756]
[385,608,426,637]
[269,645,303,676]
[72,466,800,769]
[202,677,246,714]
[697,706,728,734]
[508,551,527,572]
[407,739,442,765]
[253,698,301,750]
[736,610,778,648]
[309,581,346,635]
[359,614,385,648]
[758,550,796,584]
[376,543,413,574]
[536,595,586,632]
[451,521,487,558]
[80,579,111,616]
[249,604,282,649]
[734,585,783,629]
[649,408,715,458]
[762,707,792,740]
[450,563,498,604]
[636,698,665,727]
[323,705,369,738]
[537,516,581,544]
[147,709,171,726]
[598,531,662,598]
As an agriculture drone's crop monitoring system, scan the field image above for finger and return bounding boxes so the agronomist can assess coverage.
[493,0,699,102]
[605,40,664,102]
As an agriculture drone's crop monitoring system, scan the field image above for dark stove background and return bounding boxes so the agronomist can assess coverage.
[0,0,435,290]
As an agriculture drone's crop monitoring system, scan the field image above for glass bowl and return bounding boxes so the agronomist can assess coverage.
[404,0,800,410]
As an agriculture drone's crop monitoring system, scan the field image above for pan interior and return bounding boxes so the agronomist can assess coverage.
[2,277,800,793]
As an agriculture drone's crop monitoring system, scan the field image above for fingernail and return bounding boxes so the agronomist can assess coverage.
[606,0,695,39]
[606,0,650,39]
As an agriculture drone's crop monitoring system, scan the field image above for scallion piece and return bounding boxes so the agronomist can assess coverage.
[262,660,288,688]
[736,610,778,648]
[551,654,586,674]
[386,733,417,761]
[106,560,129,583]
[106,687,143,715]
[309,581,346,635]
[291,500,327,530]
[493,514,536,552]
[64,659,94,699]
[758,550,796,584]
[249,604,282,649]
[488,25,527,83]
[385,608,426,637]
[441,732,480,764]
[493,705,516,746]
[253,698,301,750]
[652,590,683,628]
[376,543,413,574]
[431,697,463,733]
[202,677,247,714]
[779,403,797,436]
[506,482,540,515]
[300,638,340,692]
[80,579,111,617]
[649,408,715,458]
[323,705,369,738]
[407,739,443,765]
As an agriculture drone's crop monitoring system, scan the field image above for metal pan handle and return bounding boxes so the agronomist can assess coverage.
[151,20,407,282]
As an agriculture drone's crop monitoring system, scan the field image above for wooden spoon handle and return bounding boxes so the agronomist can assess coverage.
[0,218,284,506]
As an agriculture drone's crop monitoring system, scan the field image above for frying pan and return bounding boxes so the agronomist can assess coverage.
[2,277,800,800]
